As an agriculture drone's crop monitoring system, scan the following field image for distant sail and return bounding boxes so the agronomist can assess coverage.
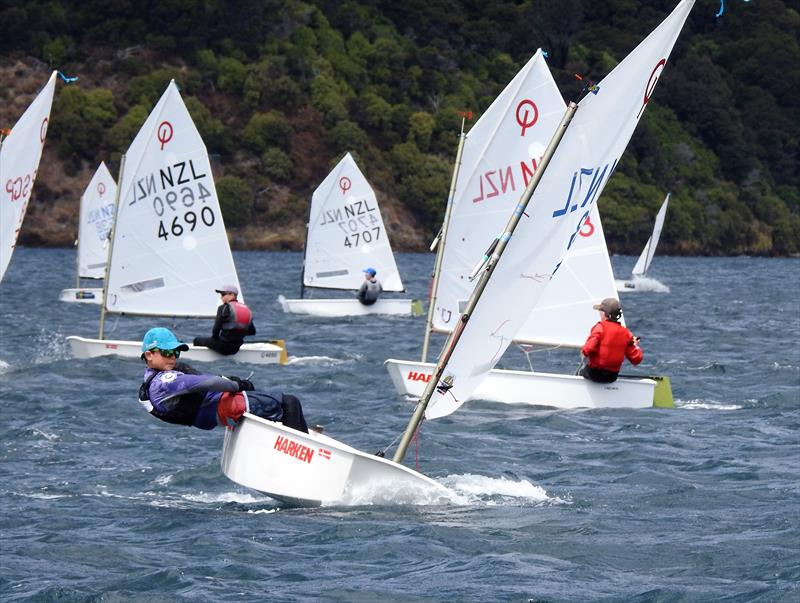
[105,81,240,317]
[303,152,403,292]
[631,192,670,277]
[0,71,57,281]
[77,162,117,280]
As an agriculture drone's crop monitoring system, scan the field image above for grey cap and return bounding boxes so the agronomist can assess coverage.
[593,297,621,316]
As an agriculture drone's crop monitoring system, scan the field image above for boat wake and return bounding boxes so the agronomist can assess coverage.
[623,276,670,292]
[439,473,570,506]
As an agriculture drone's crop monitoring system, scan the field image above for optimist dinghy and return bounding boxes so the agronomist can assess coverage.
[616,192,670,292]
[222,0,695,504]
[0,71,57,283]
[59,162,116,304]
[278,153,422,317]
[384,50,671,408]
[65,81,287,365]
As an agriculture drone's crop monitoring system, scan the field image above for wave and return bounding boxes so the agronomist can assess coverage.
[287,355,347,365]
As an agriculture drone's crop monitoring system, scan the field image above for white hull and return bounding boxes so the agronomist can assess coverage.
[615,277,669,293]
[221,413,447,507]
[615,278,640,292]
[385,358,664,410]
[59,288,104,304]
[278,296,422,317]
[67,336,288,364]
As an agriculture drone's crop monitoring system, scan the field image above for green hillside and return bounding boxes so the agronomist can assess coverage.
[2,0,798,255]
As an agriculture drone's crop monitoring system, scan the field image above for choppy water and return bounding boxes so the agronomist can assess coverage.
[1,249,798,602]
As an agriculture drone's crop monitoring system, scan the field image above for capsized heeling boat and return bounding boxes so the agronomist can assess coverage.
[65,81,287,364]
[59,162,117,304]
[223,0,695,504]
[616,192,671,292]
[0,71,57,283]
[278,152,422,317]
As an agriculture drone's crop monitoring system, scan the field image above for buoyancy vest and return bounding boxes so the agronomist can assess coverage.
[582,320,642,373]
[221,300,252,333]
[138,371,204,426]
[359,279,381,304]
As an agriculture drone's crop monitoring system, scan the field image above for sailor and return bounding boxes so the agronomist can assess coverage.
[357,267,382,306]
[139,327,308,432]
[193,284,255,355]
[579,298,643,383]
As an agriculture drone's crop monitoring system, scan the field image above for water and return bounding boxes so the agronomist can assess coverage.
[1,249,798,602]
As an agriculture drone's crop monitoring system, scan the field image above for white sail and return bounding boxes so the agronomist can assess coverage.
[426,0,695,420]
[432,50,565,333]
[303,152,402,292]
[631,192,670,276]
[105,81,240,317]
[0,71,57,282]
[428,50,617,349]
[520,204,621,348]
[77,162,117,279]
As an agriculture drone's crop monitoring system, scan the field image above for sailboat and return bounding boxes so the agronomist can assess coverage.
[0,71,57,283]
[66,81,288,365]
[384,51,672,409]
[59,162,117,304]
[278,152,422,317]
[616,192,670,292]
[221,0,695,505]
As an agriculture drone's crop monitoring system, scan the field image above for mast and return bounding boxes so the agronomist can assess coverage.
[98,154,126,339]
[421,113,469,362]
[393,102,578,464]
[298,192,313,299]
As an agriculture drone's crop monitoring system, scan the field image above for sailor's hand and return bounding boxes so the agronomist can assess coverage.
[632,336,641,346]
[226,375,255,391]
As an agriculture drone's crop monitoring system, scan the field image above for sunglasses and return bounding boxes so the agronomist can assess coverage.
[155,348,181,358]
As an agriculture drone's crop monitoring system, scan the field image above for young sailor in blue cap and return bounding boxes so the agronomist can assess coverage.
[139,327,308,431]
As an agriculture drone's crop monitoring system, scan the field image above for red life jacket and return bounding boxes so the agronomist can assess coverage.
[581,320,643,373]
[222,300,253,333]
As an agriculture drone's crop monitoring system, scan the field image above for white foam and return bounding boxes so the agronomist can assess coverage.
[182,490,273,505]
[323,473,568,507]
[0,359,9,373]
[287,355,345,366]
[678,399,742,410]
[440,473,569,506]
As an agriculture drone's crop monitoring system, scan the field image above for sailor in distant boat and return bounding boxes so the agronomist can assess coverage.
[579,298,643,383]
[357,267,382,305]
[139,327,308,432]
[193,285,255,355]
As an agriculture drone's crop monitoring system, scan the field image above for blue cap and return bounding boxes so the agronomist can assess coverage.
[363,267,376,277]
[141,327,190,353]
